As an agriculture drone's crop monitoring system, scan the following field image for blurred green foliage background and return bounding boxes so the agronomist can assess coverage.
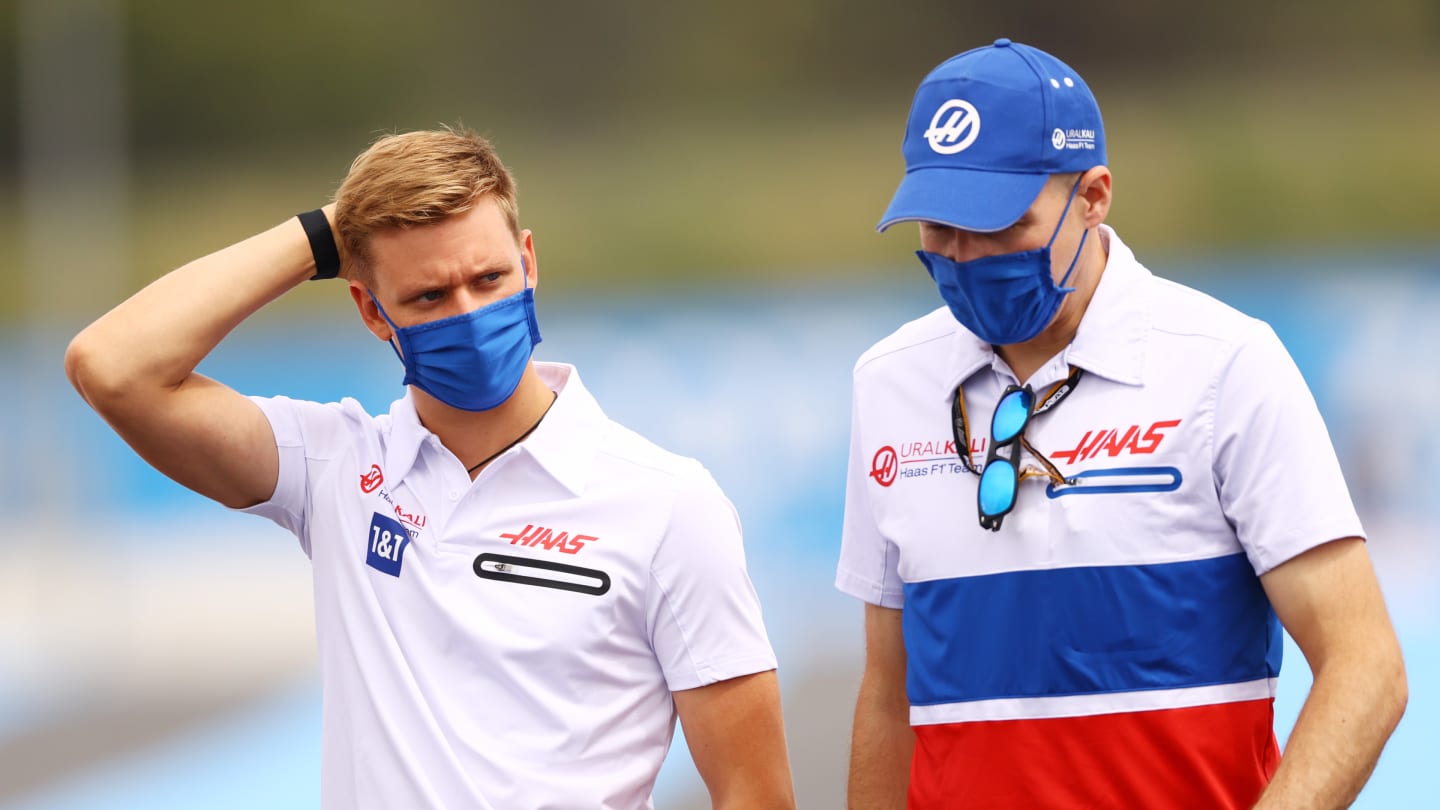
[3,0,1438,320]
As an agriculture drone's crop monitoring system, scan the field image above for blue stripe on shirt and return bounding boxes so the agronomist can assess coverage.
[903,552,1282,706]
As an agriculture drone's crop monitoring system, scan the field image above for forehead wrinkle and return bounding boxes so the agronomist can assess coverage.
[393,256,515,300]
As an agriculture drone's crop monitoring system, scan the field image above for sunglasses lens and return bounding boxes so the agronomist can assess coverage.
[991,388,1033,444]
[978,459,1018,516]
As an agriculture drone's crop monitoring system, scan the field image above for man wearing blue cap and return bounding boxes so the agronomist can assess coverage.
[837,39,1407,809]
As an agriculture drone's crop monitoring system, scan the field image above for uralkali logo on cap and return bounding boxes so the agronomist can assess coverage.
[1052,126,1097,152]
[924,99,980,155]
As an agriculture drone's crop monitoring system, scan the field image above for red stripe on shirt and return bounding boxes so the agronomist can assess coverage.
[908,699,1280,809]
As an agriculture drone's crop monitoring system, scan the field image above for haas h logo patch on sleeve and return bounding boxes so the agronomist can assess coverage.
[366,512,411,577]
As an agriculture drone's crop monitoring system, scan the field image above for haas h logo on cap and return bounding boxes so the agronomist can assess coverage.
[924,99,981,155]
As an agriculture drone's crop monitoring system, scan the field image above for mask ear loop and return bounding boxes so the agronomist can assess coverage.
[1045,176,1088,292]
[518,254,544,344]
[366,290,408,366]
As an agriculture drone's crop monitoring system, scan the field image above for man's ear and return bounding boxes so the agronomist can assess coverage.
[348,281,393,342]
[1079,166,1113,228]
[520,229,537,290]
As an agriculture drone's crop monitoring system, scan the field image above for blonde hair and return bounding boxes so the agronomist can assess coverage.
[335,126,518,280]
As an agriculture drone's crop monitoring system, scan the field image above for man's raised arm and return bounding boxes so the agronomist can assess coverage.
[64,206,337,509]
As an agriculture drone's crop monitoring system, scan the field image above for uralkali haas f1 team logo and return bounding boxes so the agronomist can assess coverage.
[924,99,981,154]
[872,440,972,487]
[1052,126,1098,152]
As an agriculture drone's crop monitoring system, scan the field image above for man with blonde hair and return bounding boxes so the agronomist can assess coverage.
[66,127,795,809]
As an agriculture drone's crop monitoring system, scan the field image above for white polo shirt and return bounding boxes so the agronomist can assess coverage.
[242,362,776,809]
[836,226,1364,808]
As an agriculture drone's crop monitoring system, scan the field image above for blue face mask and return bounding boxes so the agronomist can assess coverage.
[369,260,542,411]
[916,181,1088,346]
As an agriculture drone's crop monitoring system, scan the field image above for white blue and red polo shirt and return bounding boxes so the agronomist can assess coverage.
[837,226,1364,808]
[242,362,776,809]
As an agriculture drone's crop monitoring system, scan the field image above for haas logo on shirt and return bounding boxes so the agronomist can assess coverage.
[870,446,899,487]
[1051,419,1182,465]
[499,524,598,555]
[366,512,411,577]
[360,464,384,493]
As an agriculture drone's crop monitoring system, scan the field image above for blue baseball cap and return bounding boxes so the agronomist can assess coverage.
[878,38,1107,233]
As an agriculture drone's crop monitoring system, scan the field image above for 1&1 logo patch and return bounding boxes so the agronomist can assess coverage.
[366,512,411,577]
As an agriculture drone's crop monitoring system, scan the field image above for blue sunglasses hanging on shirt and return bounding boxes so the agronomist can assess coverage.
[952,367,1082,531]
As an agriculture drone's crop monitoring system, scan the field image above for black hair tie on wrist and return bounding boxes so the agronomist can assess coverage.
[297,209,341,280]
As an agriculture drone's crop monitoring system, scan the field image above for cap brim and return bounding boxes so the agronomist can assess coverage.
[877,168,1049,233]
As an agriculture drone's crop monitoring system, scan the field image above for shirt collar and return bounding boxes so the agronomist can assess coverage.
[518,362,605,496]
[940,224,1151,395]
[382,362,605,496]
[1064,225,1150,387]
[383,391,428,485]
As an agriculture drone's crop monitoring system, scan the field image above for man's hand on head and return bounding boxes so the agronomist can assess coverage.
[320,202,351,281]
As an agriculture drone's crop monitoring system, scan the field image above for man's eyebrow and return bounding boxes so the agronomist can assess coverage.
[394,280,438,298]
[469,261,512,276]
[394,261,513,298]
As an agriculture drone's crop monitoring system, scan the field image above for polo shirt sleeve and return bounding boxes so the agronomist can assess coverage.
[835,383,905,608]
[236,394,354,558]
[646,468,777,692]
[1212,321,1365,575]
